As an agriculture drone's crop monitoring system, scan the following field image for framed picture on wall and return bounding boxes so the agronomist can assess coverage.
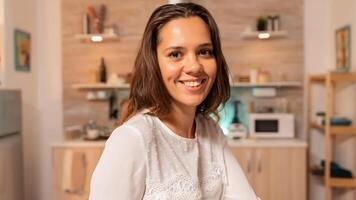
[14,29,31,72]
[335,25,351,72]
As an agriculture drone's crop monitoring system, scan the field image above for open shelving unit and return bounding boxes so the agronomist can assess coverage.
[307,72,356,200]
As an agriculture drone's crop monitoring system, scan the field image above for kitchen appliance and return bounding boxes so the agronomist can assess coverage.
[0,89,24,198]
[228,100,247,139]
[249,113,294,138]
[0,89,22,137]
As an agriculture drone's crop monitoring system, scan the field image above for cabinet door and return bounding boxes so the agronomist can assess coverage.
[231,147,254,186]
[254,147,306,200]
[52,147,103,200]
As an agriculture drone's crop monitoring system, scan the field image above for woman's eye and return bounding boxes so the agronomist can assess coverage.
[168,51,182,60]
[199,49,213,57]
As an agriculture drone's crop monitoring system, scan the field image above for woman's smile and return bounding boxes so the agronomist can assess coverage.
[177,78,207,91]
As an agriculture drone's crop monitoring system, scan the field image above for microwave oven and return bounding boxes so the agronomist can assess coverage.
[249,113,294,138]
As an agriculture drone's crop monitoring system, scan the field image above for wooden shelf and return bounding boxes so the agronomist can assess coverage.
[310,122,356,136]
[231,81,301,88]
[309,75,326,83]
[311,168,356,188]
[240,30,287,40]
[310,122,324,132]
[329,178,356,188]
[330,126,356,135]
[309,72,356,84]
[75,33,118,42]
[307,72,356,199]
[72,83,129,90]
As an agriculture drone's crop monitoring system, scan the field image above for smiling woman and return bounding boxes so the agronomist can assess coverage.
[89,3,260,200]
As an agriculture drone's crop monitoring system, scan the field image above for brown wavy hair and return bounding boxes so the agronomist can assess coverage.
[121,2,230,122]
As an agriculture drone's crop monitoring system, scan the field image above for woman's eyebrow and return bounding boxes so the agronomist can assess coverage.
[164,46,185,51]
[198,43,213,48]
[164,43,212,51]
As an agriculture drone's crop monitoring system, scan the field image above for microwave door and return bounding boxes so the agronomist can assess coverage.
[255,119,279,136]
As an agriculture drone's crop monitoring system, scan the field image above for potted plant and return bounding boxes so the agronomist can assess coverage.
[256,16,267,31]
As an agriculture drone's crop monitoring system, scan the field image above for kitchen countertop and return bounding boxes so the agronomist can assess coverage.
[52,138,307,148]
[52,139,106,148]
[228,138,307,148]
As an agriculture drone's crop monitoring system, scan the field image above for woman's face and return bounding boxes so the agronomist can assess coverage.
[156,16,217,110]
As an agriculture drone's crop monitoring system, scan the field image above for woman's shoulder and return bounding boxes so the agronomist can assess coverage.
[108,113,156,146]
[196,114,226,144]
[122,112,156,135]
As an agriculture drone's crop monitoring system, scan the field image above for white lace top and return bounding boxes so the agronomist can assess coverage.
[90,113,260,200]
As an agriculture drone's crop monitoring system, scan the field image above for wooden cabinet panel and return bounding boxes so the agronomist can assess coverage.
[232,147,254,185]
[253,148,270,199]
[52,147,103,200]
[232,147,306,200]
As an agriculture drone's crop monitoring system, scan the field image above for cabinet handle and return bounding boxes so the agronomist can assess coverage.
[257,151,262,173]
[258,159,262,173]
[246,151,252,173]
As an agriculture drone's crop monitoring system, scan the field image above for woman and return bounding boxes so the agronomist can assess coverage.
[90,3,259,200]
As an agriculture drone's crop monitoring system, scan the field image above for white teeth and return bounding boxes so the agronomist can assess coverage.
[182,80,203,87]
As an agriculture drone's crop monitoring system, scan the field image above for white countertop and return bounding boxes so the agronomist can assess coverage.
[52,138,307,148]
[52,139,106,148]
[228,138,307,148]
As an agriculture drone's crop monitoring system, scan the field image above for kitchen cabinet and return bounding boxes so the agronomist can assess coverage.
[231,145,306,200]
[52,139,306,200]
[52,144,104,200]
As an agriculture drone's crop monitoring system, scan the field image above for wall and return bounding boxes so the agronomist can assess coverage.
[62,0,304,138]
[2,0,63,199]
[3,0,39,199]
[62,0,166,131]
[304,0,356,199]
[36,0,63,199]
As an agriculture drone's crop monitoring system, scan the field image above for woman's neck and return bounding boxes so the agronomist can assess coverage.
[160,102,197,139]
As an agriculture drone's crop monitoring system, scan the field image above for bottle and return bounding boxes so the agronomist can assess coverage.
[228,100,247,139]
[250,65,259,84]
[267,15,274,31]
[99,57,107,83]
[273,15,280,31]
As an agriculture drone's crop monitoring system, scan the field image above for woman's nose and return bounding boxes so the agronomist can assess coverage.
[184,54,203,74]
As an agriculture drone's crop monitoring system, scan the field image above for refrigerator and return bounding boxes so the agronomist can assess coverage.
[0,89,21,137]
[0,89,24,200]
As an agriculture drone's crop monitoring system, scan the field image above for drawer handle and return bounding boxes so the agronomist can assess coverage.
[246,151,252,173]
[256,151,262,173]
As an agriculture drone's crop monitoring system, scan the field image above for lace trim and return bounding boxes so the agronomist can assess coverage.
[143,165,224,200]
